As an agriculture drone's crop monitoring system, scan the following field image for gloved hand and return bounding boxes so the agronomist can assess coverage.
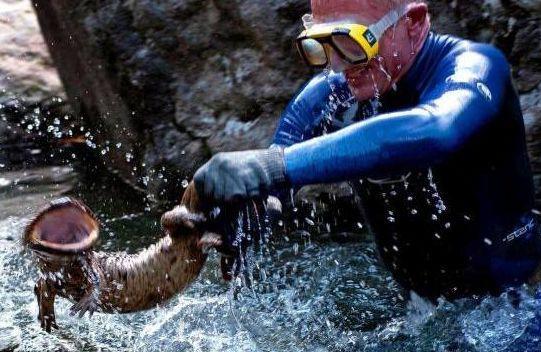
[194,147,287,203]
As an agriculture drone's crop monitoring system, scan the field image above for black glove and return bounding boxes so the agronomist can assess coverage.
[194,147,287,203]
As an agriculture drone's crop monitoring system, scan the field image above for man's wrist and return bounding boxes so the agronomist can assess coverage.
[261,147,288,187]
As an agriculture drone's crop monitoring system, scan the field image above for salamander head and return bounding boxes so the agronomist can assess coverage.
[24,197,99,270]
[160,205,206,238]
[161,195,226,253]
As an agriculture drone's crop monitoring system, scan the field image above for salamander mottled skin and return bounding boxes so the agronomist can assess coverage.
[26,182,218,332]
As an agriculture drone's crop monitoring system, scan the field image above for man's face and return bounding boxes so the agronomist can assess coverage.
[311,0,412,101]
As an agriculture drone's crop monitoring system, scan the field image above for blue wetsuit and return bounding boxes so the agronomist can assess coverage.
[273,32,540,299]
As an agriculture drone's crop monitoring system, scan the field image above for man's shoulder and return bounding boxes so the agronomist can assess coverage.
[417,32,511,90]
[431,32,508,67]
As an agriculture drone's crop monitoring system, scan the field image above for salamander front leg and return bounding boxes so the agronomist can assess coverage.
[35,277,58,332]
[69,256,101,318]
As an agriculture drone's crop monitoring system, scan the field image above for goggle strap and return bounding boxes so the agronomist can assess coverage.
[368,4,409,39]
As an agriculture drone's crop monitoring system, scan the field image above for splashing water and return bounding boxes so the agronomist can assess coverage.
[214,198,281,293]
[3,169,541,351]
[317,69,357,134]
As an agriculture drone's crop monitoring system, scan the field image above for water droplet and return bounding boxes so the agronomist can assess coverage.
[181,179,189,188]
[411,209,418,215]
[376,56,392,82]
[484,238,493,245]
[369,68,380,101]
[326,319,332,329]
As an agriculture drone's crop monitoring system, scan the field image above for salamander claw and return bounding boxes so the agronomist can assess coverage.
[39,312,59,333]
[69,293,98,318]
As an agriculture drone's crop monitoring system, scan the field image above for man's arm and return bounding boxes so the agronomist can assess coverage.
[193,72,352,202]
[194,44,511,202]
[272,71,353,147]
[284,44,510,185]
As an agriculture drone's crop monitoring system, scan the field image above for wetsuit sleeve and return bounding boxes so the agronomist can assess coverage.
[272,72,352,147]
[283,44,511,185]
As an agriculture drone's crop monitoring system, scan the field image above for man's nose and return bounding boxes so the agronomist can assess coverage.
[327,47,351,73]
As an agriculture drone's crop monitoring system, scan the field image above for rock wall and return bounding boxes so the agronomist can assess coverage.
[30,0,541,205]
[32,0,313,200]
[0,0,64,105]
[0,0,74,170]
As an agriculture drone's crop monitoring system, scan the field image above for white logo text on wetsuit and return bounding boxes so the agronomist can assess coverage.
[502,218,536,243]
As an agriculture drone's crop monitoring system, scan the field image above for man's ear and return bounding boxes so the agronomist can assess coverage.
[406,3,429,51]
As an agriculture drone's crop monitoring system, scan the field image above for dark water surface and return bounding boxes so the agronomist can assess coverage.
[1,166,541,351]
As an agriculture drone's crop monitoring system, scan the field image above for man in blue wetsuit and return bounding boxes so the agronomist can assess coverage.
[193,0,540,299]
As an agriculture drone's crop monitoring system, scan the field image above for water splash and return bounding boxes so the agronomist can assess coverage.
[3,216,541,350]
[4,168,541,351]
[216,200,275,291]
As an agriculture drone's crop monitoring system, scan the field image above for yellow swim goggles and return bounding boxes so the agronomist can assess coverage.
[296,6,408,68]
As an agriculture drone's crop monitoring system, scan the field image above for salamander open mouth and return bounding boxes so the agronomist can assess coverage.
[25,198,99,253]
